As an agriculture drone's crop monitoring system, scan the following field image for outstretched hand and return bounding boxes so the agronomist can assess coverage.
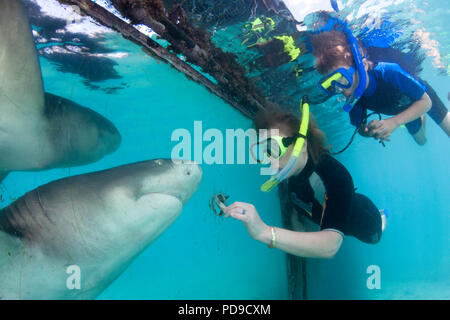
[223,201,270,242]
[360,118,397,143]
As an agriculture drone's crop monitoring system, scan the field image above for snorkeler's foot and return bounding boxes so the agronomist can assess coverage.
[439,112,450,137]
[381,213,386,233]
[379,209,388,233]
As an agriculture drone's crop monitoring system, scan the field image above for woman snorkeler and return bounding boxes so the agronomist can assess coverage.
[222,98,386,258]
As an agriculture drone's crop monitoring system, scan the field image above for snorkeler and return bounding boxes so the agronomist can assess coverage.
[222,98,385,259]
[310,27,450,145]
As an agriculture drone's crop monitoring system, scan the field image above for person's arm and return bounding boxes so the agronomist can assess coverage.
[367,63,432,140]
[259,227,343,259]
[224,201,343,259]
[390,92,432,126]
[367,92,431,140]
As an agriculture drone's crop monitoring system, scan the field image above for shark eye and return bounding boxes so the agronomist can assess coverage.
[185,169,191,176]
[155,159,163,166]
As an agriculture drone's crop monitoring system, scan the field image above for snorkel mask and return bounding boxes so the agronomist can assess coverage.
[319,66,355,96]
[313,17,367,112]
[260,96,310,192]
[251,134,301,164]
[342,23,367,112]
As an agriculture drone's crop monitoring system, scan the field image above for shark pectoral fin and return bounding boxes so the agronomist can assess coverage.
[0,0,45,114]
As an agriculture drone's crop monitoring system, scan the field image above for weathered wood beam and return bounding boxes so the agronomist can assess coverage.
[279,181,308,300]
[106,0,270,115]
[56,0,256,119]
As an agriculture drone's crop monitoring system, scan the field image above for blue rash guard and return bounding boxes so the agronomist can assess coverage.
[349,62,448,134]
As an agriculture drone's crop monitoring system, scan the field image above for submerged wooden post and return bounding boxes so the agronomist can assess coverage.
[278,180,309,300]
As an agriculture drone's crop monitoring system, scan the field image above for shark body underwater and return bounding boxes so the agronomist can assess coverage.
[0,0,203,299]
[0,0,121,183]
[0,159,202,299]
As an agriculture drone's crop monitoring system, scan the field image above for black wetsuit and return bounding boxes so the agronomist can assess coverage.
[288,153,382,244]
[349,62,448,134]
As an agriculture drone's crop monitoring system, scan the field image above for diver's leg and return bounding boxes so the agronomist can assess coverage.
[346,193,382,244]
[411,115,427,146]
[423,81,449,137]
[438,112,450,137]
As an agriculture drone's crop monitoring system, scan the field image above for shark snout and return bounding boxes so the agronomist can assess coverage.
[172,160,202,204]
[138,159,202,204]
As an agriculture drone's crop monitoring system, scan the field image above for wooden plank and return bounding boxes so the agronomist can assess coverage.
[278,180,308,300]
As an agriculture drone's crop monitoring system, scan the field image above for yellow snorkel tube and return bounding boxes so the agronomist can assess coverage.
[261,96,310,192]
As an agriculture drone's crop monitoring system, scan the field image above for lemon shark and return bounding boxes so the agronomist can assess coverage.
[0,0,121,182]
[0,159,202,299]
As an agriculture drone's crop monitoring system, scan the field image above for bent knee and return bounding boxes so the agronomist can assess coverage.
[412,117,427,145]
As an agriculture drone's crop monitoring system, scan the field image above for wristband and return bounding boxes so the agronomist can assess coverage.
[268,227,276,249]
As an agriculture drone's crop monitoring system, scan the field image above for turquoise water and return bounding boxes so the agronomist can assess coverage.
[1,35,288,299]
[307,66,450,299]
[1,0,449,299]
[303,0,450,299]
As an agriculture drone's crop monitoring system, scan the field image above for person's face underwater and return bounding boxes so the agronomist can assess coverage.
[325,63,359,99]
[323,47,370,99]
[261,129,308,178]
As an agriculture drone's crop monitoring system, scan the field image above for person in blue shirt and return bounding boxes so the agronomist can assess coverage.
[311,30,450,145]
